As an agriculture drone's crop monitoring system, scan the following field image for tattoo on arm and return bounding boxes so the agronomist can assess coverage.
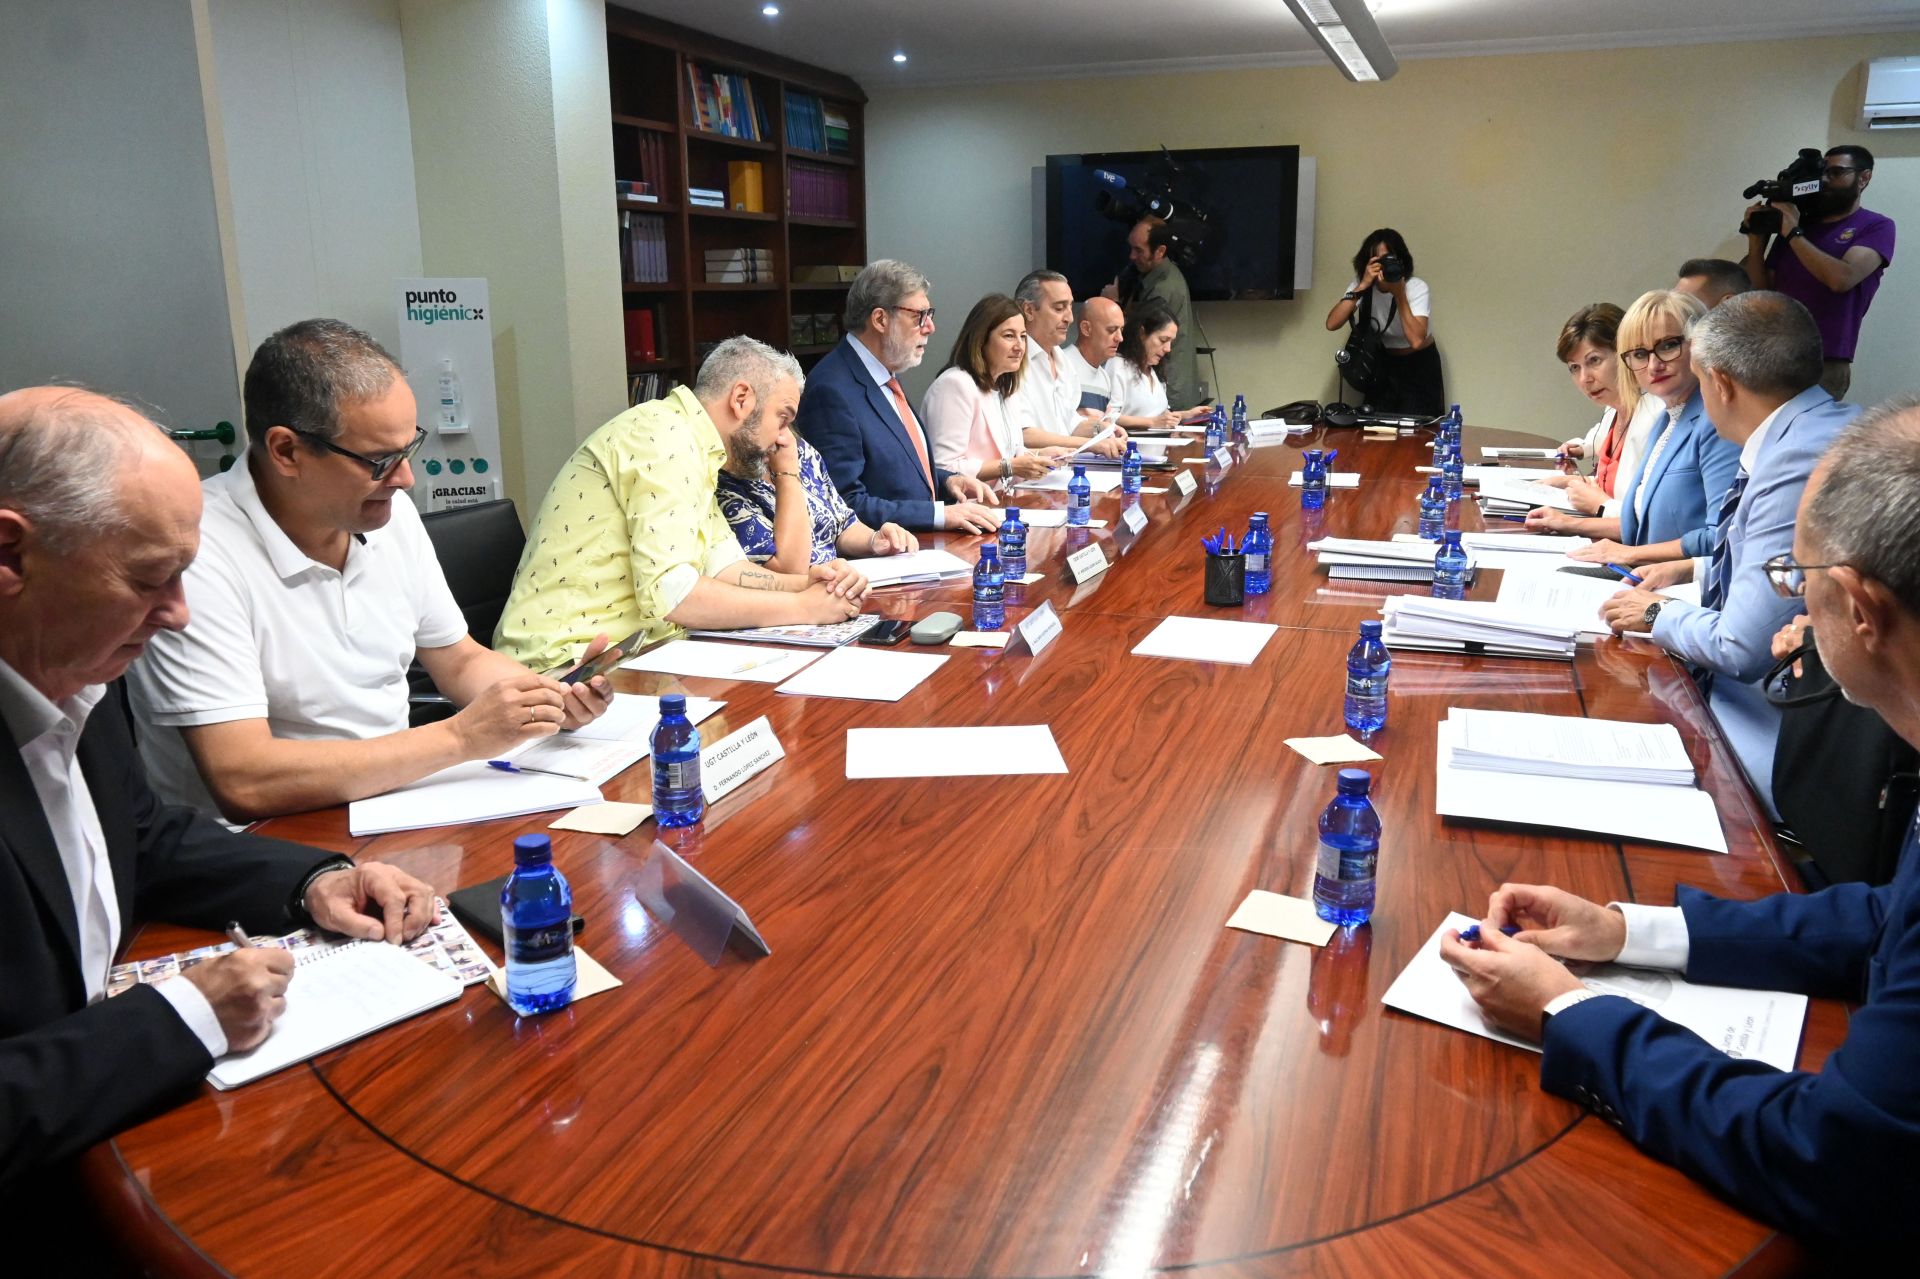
[738,568,778,592]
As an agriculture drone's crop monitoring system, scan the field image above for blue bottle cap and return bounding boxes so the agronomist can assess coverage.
[1004,506,1022,522]
[980,541,999,558]
[1073,463,1087,475]
[1335,768,1372,794]
[512,833,553,865]
[1359,619,1383,638]
[659,693,687,715]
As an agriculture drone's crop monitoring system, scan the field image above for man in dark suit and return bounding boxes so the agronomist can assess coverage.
[0,387,435,1216]
[796,259,1001,532]
[1443,397,1920,1246]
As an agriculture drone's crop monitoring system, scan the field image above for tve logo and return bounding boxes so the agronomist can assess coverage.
[404,288,486,325]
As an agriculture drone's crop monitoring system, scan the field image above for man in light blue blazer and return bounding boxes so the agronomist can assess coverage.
[1444,401,1920,1248]
[796,260,1000,533]
[1601,294,1857,816]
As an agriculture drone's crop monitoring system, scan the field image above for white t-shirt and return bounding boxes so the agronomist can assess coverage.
[1344,277,1432,350]
[126,457,467,815]
[1008,335,1079,438]
[1104,356,1169,420]
[1061,343,1114,419]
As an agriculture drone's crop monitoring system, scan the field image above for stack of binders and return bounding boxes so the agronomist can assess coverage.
[1477,473,1579,518]
[1310,537,1467,584]
[1380,596,1580,660]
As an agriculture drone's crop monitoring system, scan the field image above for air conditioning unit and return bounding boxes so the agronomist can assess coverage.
[1860,57,1920,129]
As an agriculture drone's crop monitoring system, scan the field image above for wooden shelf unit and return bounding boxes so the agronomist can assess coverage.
[606,12,868,398]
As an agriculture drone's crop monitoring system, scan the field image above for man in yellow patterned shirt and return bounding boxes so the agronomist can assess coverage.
[496,338,868,671]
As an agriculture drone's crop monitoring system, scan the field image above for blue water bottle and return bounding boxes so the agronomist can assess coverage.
[1067,463,1092,526]
[1417,477,1446,541]
[1244,512,1272,595]
[1442,449,1465,503]
[1301,448,1328,510]
[973,541,1006,629]
[1121,440,1143,494]
[1231,394,1248,438]
[1312,769,1383,926]
[1431,530,1468,600]
[650,693,704,827]
[999,506,1027,576]
[502,833,576,1014]
[1206,406,1226,451]
[1344,619,1391,733]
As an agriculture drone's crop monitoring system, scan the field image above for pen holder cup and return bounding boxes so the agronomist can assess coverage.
[1204,552,1247,606]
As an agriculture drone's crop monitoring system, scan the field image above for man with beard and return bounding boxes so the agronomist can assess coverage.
[1742,145,1895,401]
[496,336,868,675]
[796,259,1001,532]
[129,319,615,822]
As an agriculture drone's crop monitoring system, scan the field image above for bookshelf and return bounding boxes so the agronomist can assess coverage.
[606,12,868,406]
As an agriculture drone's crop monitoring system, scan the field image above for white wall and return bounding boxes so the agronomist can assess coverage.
[868,35,1920,441]
[205,0,425,358]
[0,0,242,433]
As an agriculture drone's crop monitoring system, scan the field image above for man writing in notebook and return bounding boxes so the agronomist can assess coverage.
[1442,398,1920,1247]
[127,320,617,823]
[0,386,435,1237]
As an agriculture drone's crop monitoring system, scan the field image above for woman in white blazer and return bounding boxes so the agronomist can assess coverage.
[922,294,1068,484]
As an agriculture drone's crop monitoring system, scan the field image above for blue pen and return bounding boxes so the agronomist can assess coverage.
[1493,514,1528,523]
[1457,923,1521,943]
[488,758,591,782]
[1604,563,1644,585]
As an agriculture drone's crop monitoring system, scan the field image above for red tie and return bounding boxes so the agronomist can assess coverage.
[885,377,936,495]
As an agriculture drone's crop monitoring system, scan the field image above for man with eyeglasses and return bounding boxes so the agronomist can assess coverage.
[798,259,1002,533]
[127,319,615,823]
[1442,398,1920,1248]
[1742,144,1895,401]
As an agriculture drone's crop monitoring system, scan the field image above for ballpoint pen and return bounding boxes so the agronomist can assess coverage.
[1605,563,1644,585]
[1457,924,1521,943]
[488,759,593,781]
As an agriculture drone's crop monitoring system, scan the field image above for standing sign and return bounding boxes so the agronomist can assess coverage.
[394,278,503,513]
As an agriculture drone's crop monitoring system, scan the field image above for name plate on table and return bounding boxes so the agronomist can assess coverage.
[701,716,784,804]
[1212,446,1234,469]
[631,841,770,965]
[1173,469,1199,497]
[1007,600,1062,656]
[1066,543,1110,584]
[1121,504,1150,535]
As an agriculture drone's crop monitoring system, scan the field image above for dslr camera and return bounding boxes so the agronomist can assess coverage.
[1739,148,1827,238]
[1375,254,1407,284]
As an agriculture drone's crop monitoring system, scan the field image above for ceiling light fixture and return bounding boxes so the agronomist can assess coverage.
[892,52,908,64]
[762,4,779,15]
[1281,0,1397,83]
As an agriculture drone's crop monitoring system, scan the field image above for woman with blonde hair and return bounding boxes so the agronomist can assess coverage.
[922,294,1068,484]
[1529,289,1738,555]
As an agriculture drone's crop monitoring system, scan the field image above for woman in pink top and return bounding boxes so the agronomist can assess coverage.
[922,294,1070,484]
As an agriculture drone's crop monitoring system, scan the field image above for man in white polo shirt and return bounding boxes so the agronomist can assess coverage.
[1010,269,1124,457]
[127,319,613,824]
[1063,296,1126,423]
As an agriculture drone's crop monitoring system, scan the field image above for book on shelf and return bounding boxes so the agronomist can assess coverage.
[703,248,774,283]
[628,370,680,406]
[687,61,769,140]
[727,160,765,213]
[619,212,670,285]
[623,303,669,363]
[782,90,851,155]
[789,161,852,220]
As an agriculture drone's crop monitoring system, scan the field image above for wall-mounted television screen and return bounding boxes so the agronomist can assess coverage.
[1045,145,1299,302]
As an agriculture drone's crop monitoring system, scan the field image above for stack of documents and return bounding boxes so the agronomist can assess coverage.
[1388,532,1588,574]
[1434,709,1727,852]
[1447,707,1695,785]
[1417,464,1559,489]
[1310,537,1460,584]
[1478,474,1578,516]
[507,693,726,784]
[1480,446,1561,461]
[859,548,972,588]
[1381,596,1580,660]
[1015,468,1124,493]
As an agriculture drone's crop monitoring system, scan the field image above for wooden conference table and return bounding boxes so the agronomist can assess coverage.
[92,424,1841,1277]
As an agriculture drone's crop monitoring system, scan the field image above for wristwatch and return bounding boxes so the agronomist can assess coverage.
[1785,226,1806,242]
[1343,290,1362,302]
[1642,600,1663,630]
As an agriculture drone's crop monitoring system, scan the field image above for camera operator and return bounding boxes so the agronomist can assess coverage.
[1120,218,1201,411]
[1324,228,1444,416]
[1742,146,1894,400]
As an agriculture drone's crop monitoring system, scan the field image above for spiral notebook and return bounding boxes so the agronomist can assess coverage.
[206,942,464,1089]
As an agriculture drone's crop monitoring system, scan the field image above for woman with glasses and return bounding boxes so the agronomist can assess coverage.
[1106,300,1209,430]
[922,294,1071,484]
[1324,227,1444,416]
[1528,290,1739,567]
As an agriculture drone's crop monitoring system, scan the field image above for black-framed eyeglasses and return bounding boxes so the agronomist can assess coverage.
[1823,165,1861,181]
[1764,552,1846,598]
[287,425,427,481]
[1621,336,1687,370]
[890,305,936,329]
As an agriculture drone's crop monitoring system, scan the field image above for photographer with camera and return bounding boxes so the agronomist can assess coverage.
[1325,228,1444,417]
[1741,145,1894,400]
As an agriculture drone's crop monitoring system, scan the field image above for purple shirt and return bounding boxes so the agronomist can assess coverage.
[1766,206,1895,362]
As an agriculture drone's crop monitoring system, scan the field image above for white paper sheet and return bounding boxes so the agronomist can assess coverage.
[844,725,1068,778]
[1383,913,1806,1071]
[1494,572,1701,639]
[1288,471,1361,488]
[1016,508,1107,528]
[349,762,601,836]
[1014,468,1124,493]
[557,692,725,741]
[1434,718,1727,852]
[1481,446,1561,459]
[1449,707,1695,785]
[859,548,973,588]
[775,643,949,702]
[1478,475,1580,512]
[1131,616,1279,666]
[620,639,822,684]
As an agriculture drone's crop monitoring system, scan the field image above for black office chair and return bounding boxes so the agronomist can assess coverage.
[409,498,526,724]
